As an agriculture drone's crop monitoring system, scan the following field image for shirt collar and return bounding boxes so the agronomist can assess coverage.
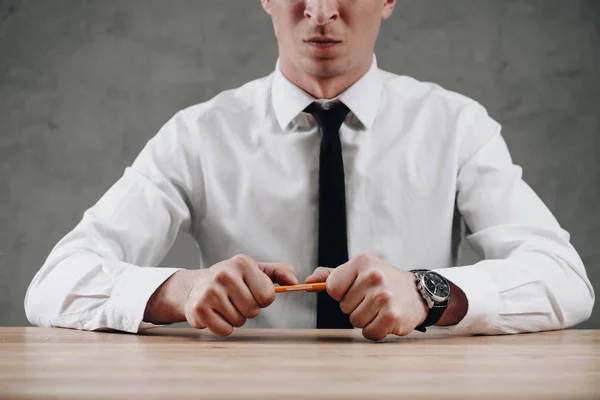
[271,54,382,131]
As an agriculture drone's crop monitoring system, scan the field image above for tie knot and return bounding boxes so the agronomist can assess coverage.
[304,101,350,133]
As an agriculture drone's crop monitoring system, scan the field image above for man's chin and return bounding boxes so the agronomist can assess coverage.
[301,57,352,78]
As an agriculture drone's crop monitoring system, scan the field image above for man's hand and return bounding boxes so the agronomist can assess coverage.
[304,253,429,341]
[144,254,297,336]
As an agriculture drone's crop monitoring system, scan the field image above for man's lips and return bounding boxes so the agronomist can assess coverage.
[304,37,342,48]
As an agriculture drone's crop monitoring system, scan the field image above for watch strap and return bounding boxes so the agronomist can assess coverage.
[414,299,448,332]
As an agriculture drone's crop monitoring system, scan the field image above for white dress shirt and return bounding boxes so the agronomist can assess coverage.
[25,56,594,335]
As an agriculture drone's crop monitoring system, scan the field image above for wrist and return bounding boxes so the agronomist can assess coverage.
[435,279,468,326]
[410,274,430,326]
[143,269,200,324]
[410,269,451,332]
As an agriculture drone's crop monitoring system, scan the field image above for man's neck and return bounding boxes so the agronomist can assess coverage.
[279,57,372,99]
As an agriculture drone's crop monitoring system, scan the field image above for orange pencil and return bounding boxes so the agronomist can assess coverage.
[275,282,326,293]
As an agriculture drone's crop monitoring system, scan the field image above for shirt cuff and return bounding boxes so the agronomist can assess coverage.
[435,264,501,335]
[107,266,182,333]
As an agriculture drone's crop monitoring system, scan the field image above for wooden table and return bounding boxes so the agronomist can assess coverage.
[0,327,598,399]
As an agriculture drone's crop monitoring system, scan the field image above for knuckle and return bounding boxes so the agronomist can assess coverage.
[349,313,365,328]
[194,304,211,319]
[231,253,253,267]
[381,311,399,326]
[189,298,202,313]
[373,331,387,341]
[211,324,234,337]
[373,290,393,306]
[396,324,410,337]
[215,269,235,284]
[188,319,205,329]
[185,307,206,330]
[204,286,220,300]
[363,327,385,341]
[339,300,352,315]
[256,290,275,307]
[246,306,260,319]
[315,266,329,274]
[272,269,285,282]
[327,285,344,301]
[365,269,384,285]
[231,316,246,328]
[356,252,375,266]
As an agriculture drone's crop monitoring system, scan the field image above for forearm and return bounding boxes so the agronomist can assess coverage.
[436,246,593,335]
[143,269,199,325]
[452,120,594,334]
[25,249,180,332]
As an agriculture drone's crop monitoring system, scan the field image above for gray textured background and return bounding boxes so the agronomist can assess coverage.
[1,0,599,329]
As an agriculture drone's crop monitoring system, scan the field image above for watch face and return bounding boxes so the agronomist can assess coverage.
[423,272,450,299]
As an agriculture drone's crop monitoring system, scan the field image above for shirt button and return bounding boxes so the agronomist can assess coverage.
[322,102,332,110]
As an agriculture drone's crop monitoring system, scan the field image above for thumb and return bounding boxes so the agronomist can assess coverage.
[304,267,334,284]
[258,262,298,285]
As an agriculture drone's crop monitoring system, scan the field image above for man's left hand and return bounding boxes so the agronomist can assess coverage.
[304,253,429,341]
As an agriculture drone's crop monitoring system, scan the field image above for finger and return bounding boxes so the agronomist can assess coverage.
[197,306,234,337]
[212,263,261,319]
[186,310,206,330]
[362,310,398,341]
[258,262,298,285]
[304,267,333,284]
[238,257,276,308]
[226,279,261,319]
[326,260,360,301]
[339,268,385,314]
[339,278,366,315]
[348,293,378,328]
[209,293,246,328]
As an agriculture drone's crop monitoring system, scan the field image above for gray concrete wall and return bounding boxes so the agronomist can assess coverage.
[1,0,598,328]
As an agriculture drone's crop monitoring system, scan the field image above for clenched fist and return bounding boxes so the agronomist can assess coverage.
[305,253,429,341]
[144,254,297,336]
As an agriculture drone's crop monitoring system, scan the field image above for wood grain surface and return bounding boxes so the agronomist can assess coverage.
[0,327,598,399]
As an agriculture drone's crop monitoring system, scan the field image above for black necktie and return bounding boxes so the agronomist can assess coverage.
[305,101,353,329]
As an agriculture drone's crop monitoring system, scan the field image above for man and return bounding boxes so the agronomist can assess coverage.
[25,0,594,341]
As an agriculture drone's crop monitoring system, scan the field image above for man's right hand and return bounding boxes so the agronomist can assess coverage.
[143,254,298,337]
[184,254,297,336]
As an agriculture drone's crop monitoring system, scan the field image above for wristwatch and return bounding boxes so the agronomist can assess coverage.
[410,269,451,332]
